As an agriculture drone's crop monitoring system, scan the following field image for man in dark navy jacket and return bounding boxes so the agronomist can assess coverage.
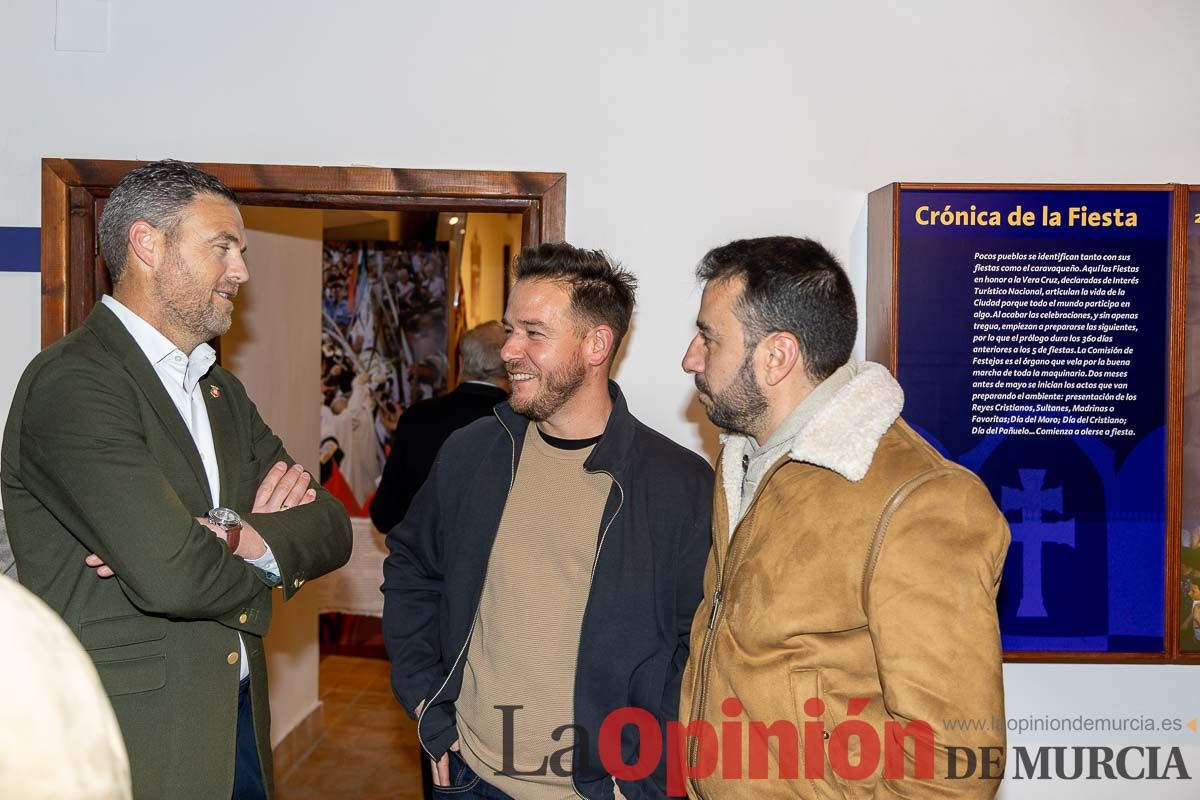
[382,243,713,800]
[370,321,509,534]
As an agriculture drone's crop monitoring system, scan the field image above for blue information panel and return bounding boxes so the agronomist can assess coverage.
[896,188,1173,653]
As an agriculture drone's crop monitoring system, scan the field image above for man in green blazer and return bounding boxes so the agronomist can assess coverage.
[1,160,353,799]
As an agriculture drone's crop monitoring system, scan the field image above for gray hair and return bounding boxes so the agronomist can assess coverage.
[459,321,507,381]
[98,159,238,284]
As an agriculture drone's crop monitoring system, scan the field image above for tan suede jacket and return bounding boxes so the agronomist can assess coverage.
[680,362,1010,800]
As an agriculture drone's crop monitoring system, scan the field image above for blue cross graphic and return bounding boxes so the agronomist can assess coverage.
[1001,469,1076,618]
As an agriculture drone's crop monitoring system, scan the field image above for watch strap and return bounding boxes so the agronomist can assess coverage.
[225,523,242,553]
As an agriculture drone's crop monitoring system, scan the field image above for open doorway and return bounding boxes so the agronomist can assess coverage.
[221,205,524,659]
[315,210,522,516]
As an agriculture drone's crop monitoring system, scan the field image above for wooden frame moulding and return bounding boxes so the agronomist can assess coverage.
[1177,185,1199,664]
[40,159,566,346]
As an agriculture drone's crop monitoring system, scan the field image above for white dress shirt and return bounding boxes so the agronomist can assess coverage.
[101,295,277,680]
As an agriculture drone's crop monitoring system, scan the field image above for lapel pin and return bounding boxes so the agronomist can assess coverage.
[209,385,221,399]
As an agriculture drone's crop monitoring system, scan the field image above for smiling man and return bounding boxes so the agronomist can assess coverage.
[383,243,713,799]
[2,160,352,800]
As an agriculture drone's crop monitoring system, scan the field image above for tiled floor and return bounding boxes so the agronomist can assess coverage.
[276,655,425,800]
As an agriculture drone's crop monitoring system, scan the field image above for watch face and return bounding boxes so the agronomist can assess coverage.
[208,507,241,528]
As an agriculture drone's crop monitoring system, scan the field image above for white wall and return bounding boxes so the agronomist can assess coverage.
[2,1,1199,794]
[0,272,40,426]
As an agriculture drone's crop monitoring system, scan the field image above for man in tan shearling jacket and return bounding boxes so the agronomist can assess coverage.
[678,236,1010,799]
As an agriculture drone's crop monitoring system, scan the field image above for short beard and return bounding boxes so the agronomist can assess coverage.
[696,350,768,438]
[155,244,233,350]
[509,357,587,421]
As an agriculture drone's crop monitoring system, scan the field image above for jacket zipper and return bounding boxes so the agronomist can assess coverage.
[686,554,728,798]
[416,409,518,760]
[588,472,623,581]
[707,590,723,630]
[686,457,786,799]
[570,469,624,798]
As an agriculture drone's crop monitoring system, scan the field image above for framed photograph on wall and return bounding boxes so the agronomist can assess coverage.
[319,240,450,517]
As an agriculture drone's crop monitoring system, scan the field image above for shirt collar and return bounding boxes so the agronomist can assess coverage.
[100,295,216,388]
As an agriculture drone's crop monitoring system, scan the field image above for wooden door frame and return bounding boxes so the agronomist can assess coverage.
[40,158,566,346]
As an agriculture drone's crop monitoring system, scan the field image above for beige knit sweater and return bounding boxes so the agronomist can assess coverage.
[456,425,612,799]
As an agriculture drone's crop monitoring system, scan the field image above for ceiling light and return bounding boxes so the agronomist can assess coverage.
[448,216,460,226]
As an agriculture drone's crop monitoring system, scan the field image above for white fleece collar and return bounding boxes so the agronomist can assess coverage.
[718,361,905,521]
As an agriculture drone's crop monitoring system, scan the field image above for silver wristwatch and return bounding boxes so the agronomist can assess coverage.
[207,507,243,552]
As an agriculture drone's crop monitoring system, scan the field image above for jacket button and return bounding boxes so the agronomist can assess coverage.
[227,651,239,665]
[293,578,304,589]
[823,730,830,740]
[238,612,249,624]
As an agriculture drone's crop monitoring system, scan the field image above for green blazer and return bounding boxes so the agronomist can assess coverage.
[1,304,353,800]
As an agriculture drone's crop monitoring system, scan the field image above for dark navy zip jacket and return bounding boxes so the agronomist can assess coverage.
[382,382,713,799]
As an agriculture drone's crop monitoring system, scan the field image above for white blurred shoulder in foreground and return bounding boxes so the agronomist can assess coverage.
[0,573,131,800]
